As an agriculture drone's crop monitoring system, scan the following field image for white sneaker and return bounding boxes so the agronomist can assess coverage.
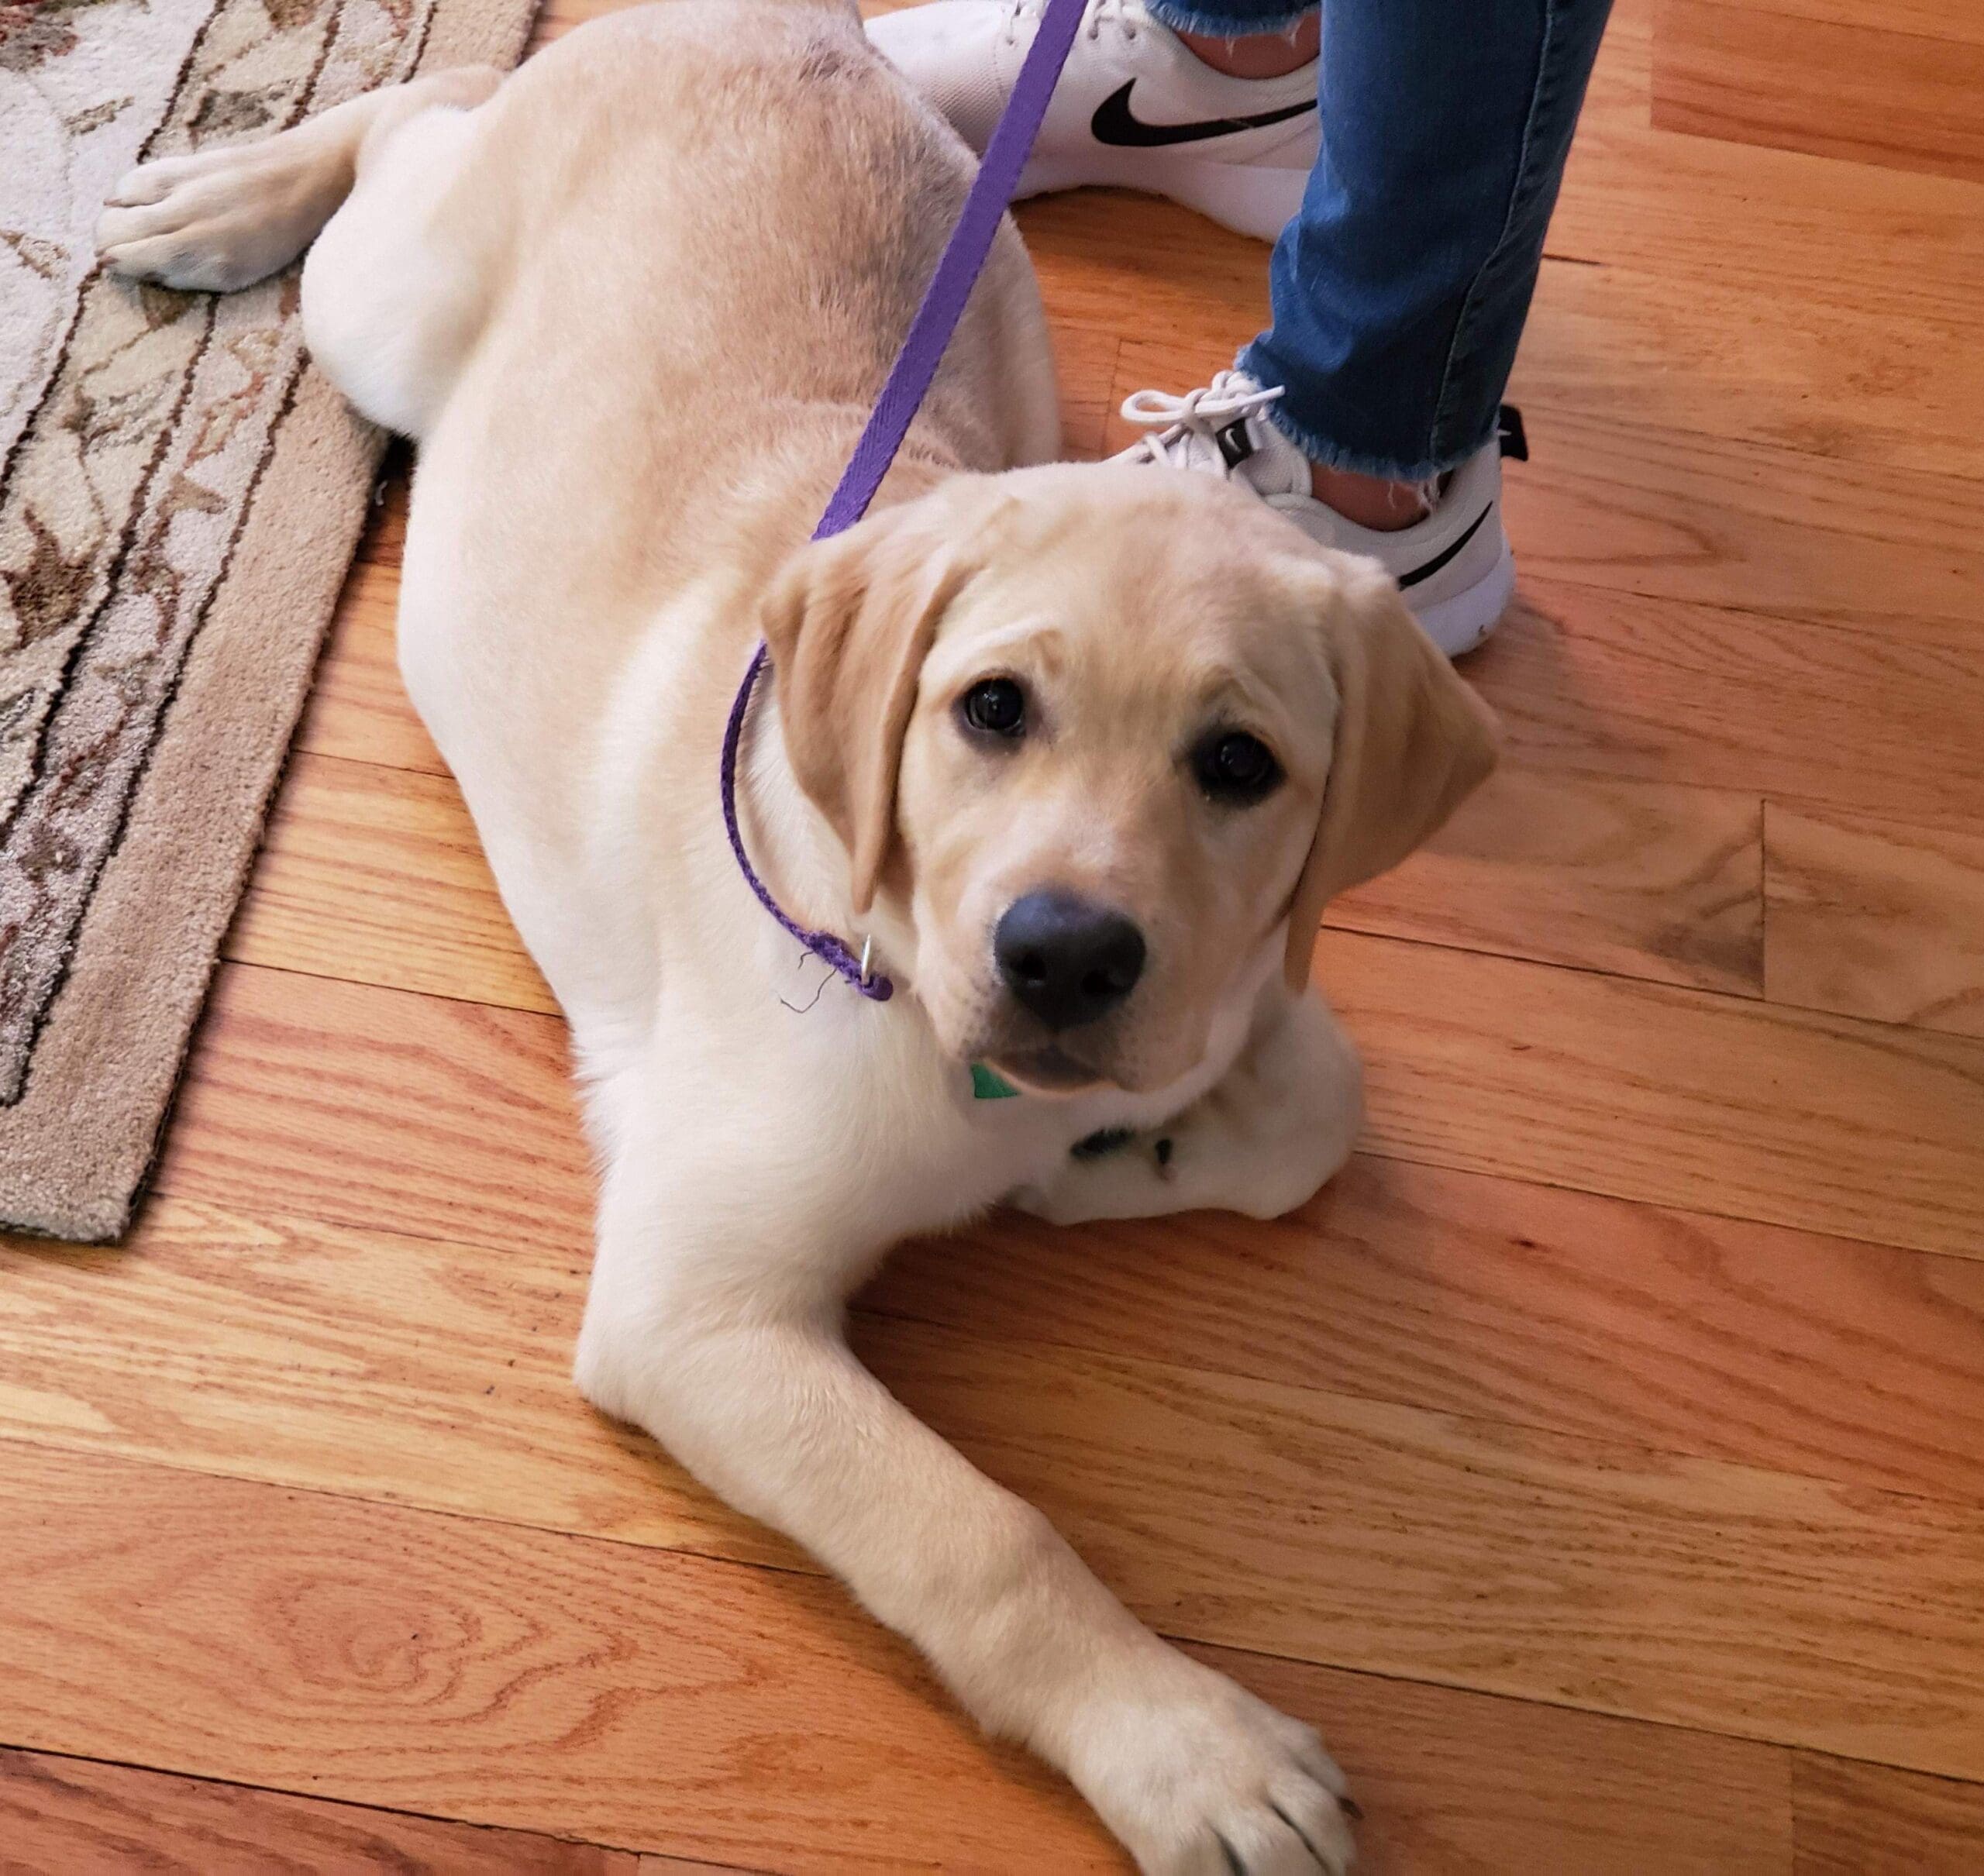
[866,0,1318,243]
[1116,373,1520,656]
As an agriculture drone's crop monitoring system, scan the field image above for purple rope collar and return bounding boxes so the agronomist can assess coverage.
[719,0,1087,1005]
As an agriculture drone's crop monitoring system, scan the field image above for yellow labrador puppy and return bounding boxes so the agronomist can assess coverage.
[100,3,1495,1868]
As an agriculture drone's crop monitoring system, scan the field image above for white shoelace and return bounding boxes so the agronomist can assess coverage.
[1118,372,1285,471]
[1003,0,1142,46]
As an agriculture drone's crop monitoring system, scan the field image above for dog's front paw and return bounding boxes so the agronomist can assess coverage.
[1068,1651,1355,1874]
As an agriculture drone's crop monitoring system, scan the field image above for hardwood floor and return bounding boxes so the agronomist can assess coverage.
[8,0,1982,1867]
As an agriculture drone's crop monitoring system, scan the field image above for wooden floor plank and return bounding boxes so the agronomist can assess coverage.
[635,1860,771,1875]
[1553,1,1984,325]
[869,1155,1984,1509]
[12,1200,1984,1773]
[1512,252,1984,480]
[0,1442,1816,1875]
[0,1199,784,1571]
[228,752,558,1016]
[156,927,1984,1306]
[1652,0,1984,184]
[1790,1754,1984,1875]
[1497,406,1984,645]
[1333,767,1762,996]
[1471,577,1984,826]
[0,1446,1115,1875]
[1765,803,1984,1039]
[294,561,446,777]
[1037,318,1118,460]
[1321,927,1984,1258]
[15,1150,1984,1617]
[0,1747,638,1876]
[154,965,589,1258]
[1214,1653,1793,1876]
[853,1315,1984,1777]
[1693,0,1984,46]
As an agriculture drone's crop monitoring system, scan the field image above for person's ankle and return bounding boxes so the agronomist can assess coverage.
[1174,13,1318,81]
[1307,461,1430,532]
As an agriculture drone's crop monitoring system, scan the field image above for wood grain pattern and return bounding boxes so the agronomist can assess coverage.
[0,1199,788,1570]
[0,1747,638,1876]
[852,1317,1984,1777]
[1653,0,1984,184]
[1213,1652,1794,1876]
[294,560,447,776]
[1331,767,1762,995]
[1694,0,1984,46]
[635,1848,766,1864]
[15,1193,1984,1774]
[1471,576,1984,825]
[1500,411,1984,647]
[868,1155,1984,1507]
[1765,804,1984,1038]
[1554,0,1984,323]
[1791,1755,1984,1875]
[636,1861,774,1876]
[154,924,1984,1322]
[153,964,590,1257]
[1511,249,1984,480]
[1321,927,1984,1258]
[11,1154,1982,1616]
[0,1444,1855,1876]
[228,752,557,1015]
[0,1445,1117,1875]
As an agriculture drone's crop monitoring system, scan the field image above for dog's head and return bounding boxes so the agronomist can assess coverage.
[763,463,1497,1096]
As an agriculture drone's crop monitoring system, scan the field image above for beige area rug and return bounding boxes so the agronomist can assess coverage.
[0,0,536,1241]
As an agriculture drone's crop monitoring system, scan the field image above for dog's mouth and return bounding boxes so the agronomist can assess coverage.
[984,1044,1105,1095]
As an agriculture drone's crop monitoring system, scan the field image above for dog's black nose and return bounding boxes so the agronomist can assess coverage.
[994,890,1146,1031]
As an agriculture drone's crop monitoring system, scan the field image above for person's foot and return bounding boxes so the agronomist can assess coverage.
[1114,372,1519,656]
[866,0,1318,243]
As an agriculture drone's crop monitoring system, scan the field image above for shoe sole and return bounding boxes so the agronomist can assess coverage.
[1019,150,1305,243]
[1411,532,1515,659]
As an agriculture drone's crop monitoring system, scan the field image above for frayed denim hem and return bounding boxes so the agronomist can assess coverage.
[1145,0,1318,38]
[1237,345,1490,483]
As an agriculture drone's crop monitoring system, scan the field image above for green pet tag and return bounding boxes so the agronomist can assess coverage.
[970,1063,1020,1100]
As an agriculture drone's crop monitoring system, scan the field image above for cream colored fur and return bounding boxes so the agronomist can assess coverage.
[98,7,1497,1869]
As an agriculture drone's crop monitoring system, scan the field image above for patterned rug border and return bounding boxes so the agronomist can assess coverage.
[0,0,436,1106]
[0,0,541,1241]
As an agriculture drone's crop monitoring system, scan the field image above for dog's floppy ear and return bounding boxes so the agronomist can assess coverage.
[1283,560,1500,989]
[761,491,987,916]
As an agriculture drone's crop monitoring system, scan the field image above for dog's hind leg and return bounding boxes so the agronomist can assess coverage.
[96,67,501,297]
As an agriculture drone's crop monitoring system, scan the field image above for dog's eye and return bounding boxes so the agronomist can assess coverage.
[1196,730,1282,803]
[960,677,1027,739]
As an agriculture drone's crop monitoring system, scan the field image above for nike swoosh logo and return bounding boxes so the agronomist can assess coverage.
[1090,80,1316,149]
[1397,505,1493,590]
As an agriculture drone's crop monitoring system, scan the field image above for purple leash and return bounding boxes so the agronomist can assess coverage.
[719,0,1088,1005]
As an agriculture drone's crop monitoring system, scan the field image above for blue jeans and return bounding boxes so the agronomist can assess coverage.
[1144,0,1614,480]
